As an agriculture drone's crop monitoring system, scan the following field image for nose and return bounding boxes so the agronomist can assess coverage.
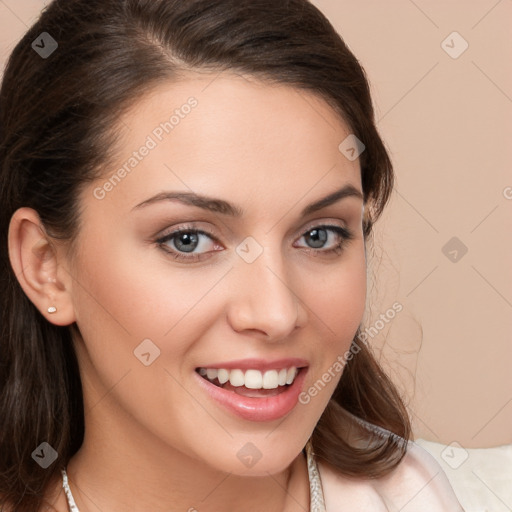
[226,246,306,341]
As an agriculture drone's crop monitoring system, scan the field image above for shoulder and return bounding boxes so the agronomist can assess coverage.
[317,440,464,511]
[372,440,464,511]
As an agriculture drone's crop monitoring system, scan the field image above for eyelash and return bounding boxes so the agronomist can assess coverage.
[155,223,354,262]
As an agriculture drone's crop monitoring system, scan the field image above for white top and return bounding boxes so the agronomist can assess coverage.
[61,440,463,511]
[316,441,465,511]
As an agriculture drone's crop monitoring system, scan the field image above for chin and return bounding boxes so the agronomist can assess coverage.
[197,437,305,477]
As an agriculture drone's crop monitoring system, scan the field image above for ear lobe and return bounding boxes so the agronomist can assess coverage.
[8,207,76,326]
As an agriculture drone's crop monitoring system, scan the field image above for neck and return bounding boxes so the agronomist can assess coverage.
[60,411,310,512]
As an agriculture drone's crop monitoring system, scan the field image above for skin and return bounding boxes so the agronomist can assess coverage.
[8,72,367,511]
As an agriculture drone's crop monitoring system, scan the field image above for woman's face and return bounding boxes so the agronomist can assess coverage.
[67,72,366,476]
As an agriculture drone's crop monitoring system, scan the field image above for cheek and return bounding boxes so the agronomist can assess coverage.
[301,242,367,345]
[71,230,226,347]
[68,231,227,442]
[296,242,366,402]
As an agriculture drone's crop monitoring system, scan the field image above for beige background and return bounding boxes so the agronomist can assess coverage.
[1,0,510,449]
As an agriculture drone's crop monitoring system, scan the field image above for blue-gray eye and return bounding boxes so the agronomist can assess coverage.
[304,228,328,248]
[173,232,199,253]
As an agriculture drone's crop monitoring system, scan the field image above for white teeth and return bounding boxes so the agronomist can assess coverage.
[206,368,218,380]
[229,369,245,387]
[263,370,279,389]
[244,369,263,389]
[217,368,229,384]
[198,366,299,389]
[285,367,296,385]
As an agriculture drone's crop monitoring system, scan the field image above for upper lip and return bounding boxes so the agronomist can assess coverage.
[196,357,309,372]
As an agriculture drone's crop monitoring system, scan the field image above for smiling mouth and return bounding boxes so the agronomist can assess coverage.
[195,366,303,398]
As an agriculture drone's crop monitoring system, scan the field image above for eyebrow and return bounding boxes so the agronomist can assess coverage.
[131,183,363,217]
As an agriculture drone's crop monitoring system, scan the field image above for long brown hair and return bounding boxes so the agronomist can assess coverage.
[0,0,410,510]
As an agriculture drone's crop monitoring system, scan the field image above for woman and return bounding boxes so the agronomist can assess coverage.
[0,0,464,510]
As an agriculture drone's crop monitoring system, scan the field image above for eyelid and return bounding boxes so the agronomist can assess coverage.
[295,223,353,245]
[156,221,220,241]
[299,218,349,234]
[294,216,356,243]
[155,218,350,244]
[155,224,222,263]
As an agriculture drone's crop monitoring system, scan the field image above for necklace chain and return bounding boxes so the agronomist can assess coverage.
[61,468,79,512]
[61,440,326,512]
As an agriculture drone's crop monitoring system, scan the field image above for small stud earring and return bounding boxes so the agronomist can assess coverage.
[47,306,57,314]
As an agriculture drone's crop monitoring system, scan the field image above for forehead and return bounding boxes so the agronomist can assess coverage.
[93,72,362,216]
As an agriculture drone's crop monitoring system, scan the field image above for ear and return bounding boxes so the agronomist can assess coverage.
[8,207,76,326]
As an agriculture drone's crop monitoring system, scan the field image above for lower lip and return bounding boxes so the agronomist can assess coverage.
[194,368,308,422]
